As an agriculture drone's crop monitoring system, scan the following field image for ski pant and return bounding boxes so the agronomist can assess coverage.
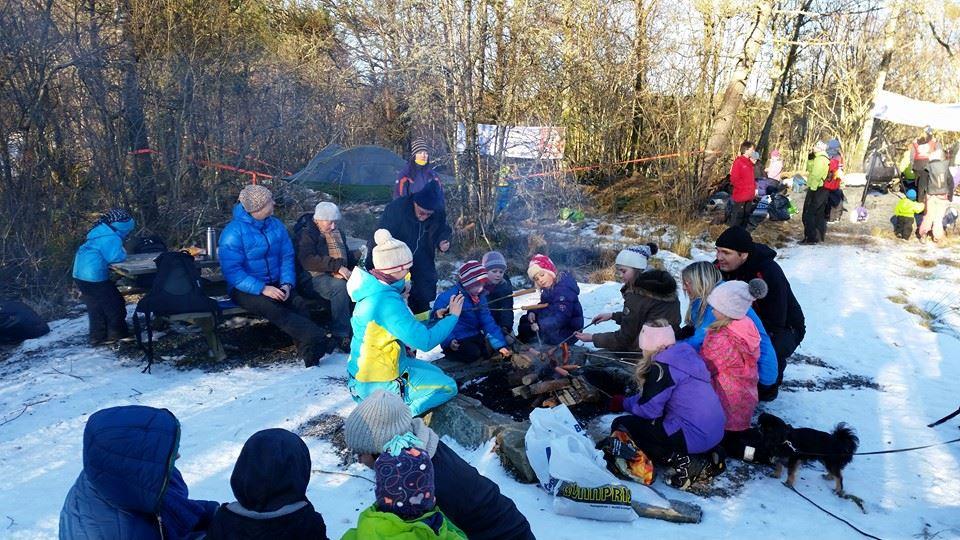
[727,201,755,229]
[611,415,687,463]
[802,188,829,242]
[442,333,492,363]
[892,215,915,239]
[408,275,437,318]
[230,288,327,365]
[304,273,352,338]
[75,279,128,341]
[919,194,949,241]
[348,357,457,416]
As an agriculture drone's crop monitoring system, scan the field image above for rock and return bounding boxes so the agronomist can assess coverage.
[496,424,537,484]
[428,394,518,449]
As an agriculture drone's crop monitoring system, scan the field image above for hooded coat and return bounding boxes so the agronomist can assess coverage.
[431,284,507,350]
[730,155,757,203]
[683,297,777,386]
[701,318,761,431]
[593,269,681,352]
[342,505,466,540]
[206,429,327,540]
[623,343,726,453]
[219,203,296,295]
[72,219,136,282]
[59,406,218,540]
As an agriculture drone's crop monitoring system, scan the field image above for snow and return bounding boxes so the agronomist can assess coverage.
[3,238,960,539]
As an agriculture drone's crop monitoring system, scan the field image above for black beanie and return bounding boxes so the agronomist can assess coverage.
[716,226,754,254]
[412,181,444,211]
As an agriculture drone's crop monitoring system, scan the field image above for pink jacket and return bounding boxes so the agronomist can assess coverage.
[701,318,760,431]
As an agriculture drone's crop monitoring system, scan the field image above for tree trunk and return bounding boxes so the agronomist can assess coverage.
[700,1,773,187]
[628,0,655,163]
[851,4,901,172]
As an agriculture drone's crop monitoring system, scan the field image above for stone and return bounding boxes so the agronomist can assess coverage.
[428,394,518,449]
[496,424,538,484]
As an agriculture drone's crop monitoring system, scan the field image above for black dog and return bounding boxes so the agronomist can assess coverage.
[758,412,859,493]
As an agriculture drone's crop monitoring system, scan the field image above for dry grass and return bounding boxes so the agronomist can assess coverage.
[622,226,639,238]
[938,258,960,268]
[666,234,693,258]
[587,265,617,283]
[887,292,909,305]
[595,222,614,235]
[912,257,937,268]
[527,232,547,257]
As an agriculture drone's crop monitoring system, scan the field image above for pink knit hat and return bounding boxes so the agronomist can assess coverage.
[707,279,768,320]
[527,254,557,281]
[639,323,676,352]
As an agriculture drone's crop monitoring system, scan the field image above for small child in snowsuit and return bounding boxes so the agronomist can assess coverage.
[517,254,584,346]
[601,320,727,490]
[342,434,467,540]
[892,189,926,240]
[432,261,511,363]
[482,251,515,338]
[700,279,765,458]
[72,209,136,345]
[576,243,680,350]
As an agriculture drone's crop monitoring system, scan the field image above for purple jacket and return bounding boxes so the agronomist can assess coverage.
[623,343,725,453]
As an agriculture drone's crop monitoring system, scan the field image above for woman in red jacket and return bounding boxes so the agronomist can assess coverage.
[727,141,758,228]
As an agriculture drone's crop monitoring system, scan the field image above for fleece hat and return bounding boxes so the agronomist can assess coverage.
[527,254,557,282]
[482,251,507,271]
[344,390,414,455]
[238,185,273,214]
[615,243,658,270]
[313,202,341,221]
[906,189,917,201]
[372,229,413,273]
[715,226,754,254]
[411,137,429,156]
[707,279,768,320]
[458,260,489,289]
[375,441,436,520]
[412,181,444,212]
[639,323,676,352]
[230,428,311,513]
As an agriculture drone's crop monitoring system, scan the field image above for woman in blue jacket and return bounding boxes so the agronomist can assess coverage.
[72,208,135,345]
[219,185,328,367]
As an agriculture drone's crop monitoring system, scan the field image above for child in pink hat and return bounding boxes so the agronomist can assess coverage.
[517,254,583,346]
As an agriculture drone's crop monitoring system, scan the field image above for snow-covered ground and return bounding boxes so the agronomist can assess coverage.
[2,236,960,539]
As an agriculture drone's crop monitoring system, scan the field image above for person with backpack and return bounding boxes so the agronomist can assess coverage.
[294,202,358,353]
[824,138,845,223]
[219,185,329,367]
[393,137,443,202]
[801,141,830,244]
[918,148,955,243]
[206,429,328,540]
[892,189,926,240]
[727,141,758,228]
[72,208,135,345]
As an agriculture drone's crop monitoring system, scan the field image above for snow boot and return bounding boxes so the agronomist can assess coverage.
[666,450,724,490]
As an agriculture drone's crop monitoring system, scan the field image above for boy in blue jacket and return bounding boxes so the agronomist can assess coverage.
[72,208,135,345]
[432,261,511,363]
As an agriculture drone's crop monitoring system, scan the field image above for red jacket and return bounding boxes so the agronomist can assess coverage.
[729,155,756,203]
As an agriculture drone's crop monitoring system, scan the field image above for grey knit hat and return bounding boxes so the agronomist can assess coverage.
[238,185,273,213]
[344,390,414,454]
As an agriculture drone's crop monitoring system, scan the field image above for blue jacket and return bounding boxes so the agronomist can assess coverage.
[518,272,583,345]
[682,297,778,386]
[72,219,135,282]
[59,405,218,540]
[432,285,507,349]
[219,203,296,295]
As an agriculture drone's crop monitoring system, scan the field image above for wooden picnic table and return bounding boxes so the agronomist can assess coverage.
[110,252,221,278]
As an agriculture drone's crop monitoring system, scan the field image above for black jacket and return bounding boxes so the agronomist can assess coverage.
[485,279,515,333]
[366,196,452,290]
[719,243,805,342]
[433,441,535,540]
[593,270,681,351]
[294,213,358,276]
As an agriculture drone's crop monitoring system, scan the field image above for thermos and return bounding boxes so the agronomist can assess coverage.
[205,227,218,260]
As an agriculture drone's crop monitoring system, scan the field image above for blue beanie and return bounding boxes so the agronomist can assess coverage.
[412,181,444,211]
[906,189,917,201]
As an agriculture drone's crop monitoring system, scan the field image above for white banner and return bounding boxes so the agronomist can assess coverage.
[456,122,565,159]
[871,90,960,132]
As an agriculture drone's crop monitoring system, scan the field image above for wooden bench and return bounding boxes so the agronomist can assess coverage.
[164,306,249,361]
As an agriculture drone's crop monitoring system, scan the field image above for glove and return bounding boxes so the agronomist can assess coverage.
[608,394,625,413]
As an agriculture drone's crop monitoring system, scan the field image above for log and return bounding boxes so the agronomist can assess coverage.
[529,378,572,395]
[511,386,532,399]
[521,373,539,386]
[632,499,702,524]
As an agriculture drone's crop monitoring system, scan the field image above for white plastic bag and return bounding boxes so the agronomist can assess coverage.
[524,405,668,521]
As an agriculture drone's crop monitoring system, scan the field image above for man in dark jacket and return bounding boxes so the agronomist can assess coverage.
[206,429,328,540]
[60,405,219,540]
[295,202,358,351]
[345,390,535,540]
[714,226,805,401]
[368,181,452,315]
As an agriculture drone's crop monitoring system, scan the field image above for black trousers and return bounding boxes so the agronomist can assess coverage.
[611,415,687,463]
[441,333,491,363]
[727,201,755,228]
[230,289,327,365]
[758,326,800,403]
[75,279,128,341]
[408,277,437,317]
[802,188,829,242]
[893,216,915,239]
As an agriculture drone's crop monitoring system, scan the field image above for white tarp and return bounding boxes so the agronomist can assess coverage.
[870,90,960,132]
[456,122,565,159]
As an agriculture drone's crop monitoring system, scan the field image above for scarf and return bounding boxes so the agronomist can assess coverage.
[371,269,402,285]
[322,229,346,262]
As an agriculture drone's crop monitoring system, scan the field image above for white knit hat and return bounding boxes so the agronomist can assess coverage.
[707,279,768,320]
[615,243,658,270]
[344,390,414,455]
[372,229,413,272]
[313,202,341,221]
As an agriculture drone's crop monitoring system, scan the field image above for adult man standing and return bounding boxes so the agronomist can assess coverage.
[295,201,358,352]
[728,141,758,228]
[368,181,451,315]
[219,185,329,367]
[801,141,830,244]
[715,226,805,401]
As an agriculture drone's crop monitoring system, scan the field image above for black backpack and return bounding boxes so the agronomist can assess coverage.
[133,251,220,373]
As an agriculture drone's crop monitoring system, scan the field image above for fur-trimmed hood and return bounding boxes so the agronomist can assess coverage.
[625,269,678,302]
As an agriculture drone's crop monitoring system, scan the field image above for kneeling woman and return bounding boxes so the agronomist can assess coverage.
[347,229,464,416]
[607,320,726,490]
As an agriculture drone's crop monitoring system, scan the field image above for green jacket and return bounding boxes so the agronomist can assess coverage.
[806,151,830,191]
[342,505,467,540]
[893,198,925,218]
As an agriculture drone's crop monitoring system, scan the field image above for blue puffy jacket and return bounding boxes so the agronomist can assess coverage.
[59,405,218,540]
[682,297,778,386]
[72,219,135,282]
[431,284,507,349]
[219,203,296,295]
[518,272,583,345]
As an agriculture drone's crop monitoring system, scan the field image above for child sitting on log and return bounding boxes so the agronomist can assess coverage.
[432,261,511,363]
[517,254,584,346]
[481,251,515,339]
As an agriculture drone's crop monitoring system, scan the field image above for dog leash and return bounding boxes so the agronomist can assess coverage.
[927,406,960,428]
[785,484,883,540]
